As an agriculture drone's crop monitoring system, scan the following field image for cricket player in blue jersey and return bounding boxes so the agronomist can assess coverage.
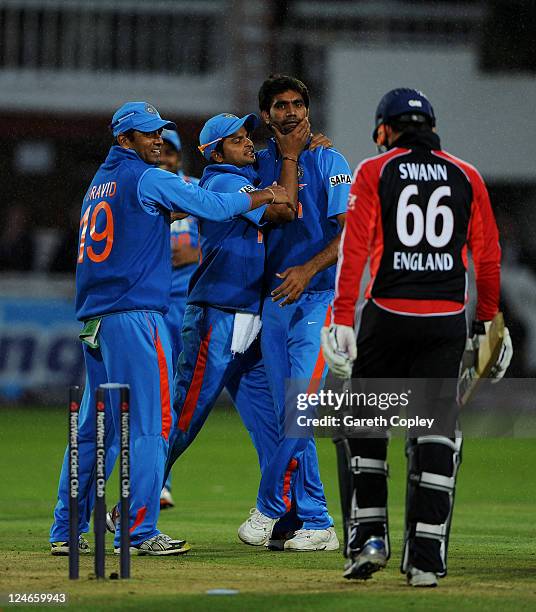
[160,128,200,369]
[160,128,200,187]
[238,75,351,552]
[49,101,289,557]
[159,128,200,509]
[164,112,309,495]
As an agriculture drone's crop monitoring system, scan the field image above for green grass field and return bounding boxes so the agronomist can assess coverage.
[1,406,535,611]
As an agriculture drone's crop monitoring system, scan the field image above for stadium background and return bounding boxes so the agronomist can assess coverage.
[0,0,535,402]
[0,2,535,609]
[0,0,535,401]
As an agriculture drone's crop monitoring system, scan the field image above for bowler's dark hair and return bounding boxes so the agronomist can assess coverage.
[113,128,135,145]
[258,74,310,113]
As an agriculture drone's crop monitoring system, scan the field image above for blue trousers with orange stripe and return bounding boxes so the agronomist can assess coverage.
[50,311,173,548]
[165,304,279,482]
[258,291,333,530]
[163,284,189,492]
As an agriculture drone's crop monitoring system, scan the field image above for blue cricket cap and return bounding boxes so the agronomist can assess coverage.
[110,101,176,137]
[161,128,182,152]
[373,88,435,141]
[198,113,259,160]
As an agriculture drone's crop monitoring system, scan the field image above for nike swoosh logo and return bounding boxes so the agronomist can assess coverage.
[307,321,317,325]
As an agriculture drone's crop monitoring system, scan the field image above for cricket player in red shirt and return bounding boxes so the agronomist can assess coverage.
[321,88,513,586]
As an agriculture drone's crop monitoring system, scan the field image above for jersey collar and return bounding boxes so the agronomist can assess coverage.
[389,130,441,151]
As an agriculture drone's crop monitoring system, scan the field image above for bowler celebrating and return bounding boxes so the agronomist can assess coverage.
[238,75,351,552]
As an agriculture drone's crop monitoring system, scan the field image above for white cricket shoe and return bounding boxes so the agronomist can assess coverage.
[50,535,91,556]
[407,566,438,587]
[160,486,175,509]
[238,508,278,546]
[284,527,339,551]
[343,536,387,580]
[114,533,190,556]
[106,504,120,534]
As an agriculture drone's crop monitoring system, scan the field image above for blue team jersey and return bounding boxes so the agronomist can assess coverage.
[170,171,200,298]
[188,163,267,314]
[76,146,252,320]
[256,139,351,293]
[170,216,199,298]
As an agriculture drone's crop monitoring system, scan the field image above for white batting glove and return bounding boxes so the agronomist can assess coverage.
[488,323,513,382]
[320,324,357,379]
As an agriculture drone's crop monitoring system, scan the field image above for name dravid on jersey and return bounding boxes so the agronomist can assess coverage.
[85,181,117,201]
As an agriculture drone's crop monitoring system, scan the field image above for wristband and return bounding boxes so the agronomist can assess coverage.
[282,156,298,163]
[266,188,276,204]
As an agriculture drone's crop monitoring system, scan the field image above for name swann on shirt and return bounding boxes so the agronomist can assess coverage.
[399,163,447,182]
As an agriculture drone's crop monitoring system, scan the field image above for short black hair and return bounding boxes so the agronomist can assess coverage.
[258,74,310,113]
[208,138,225,163]
[113,128,135,145]
[388,117,433,134]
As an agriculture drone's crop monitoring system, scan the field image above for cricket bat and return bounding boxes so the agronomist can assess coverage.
[459,312,505,406]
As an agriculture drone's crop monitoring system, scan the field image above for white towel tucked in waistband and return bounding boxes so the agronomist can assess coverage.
[231,311,262,354]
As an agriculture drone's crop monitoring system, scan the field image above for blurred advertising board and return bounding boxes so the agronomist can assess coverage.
[0,276,83,403]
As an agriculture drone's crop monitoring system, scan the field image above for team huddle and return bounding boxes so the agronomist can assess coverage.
[49,75,512,587]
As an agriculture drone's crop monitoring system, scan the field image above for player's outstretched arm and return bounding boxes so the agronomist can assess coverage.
[250,185,291,210]
[139,168,289,222]
[261,182,296,223]
[262,202,296,223]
